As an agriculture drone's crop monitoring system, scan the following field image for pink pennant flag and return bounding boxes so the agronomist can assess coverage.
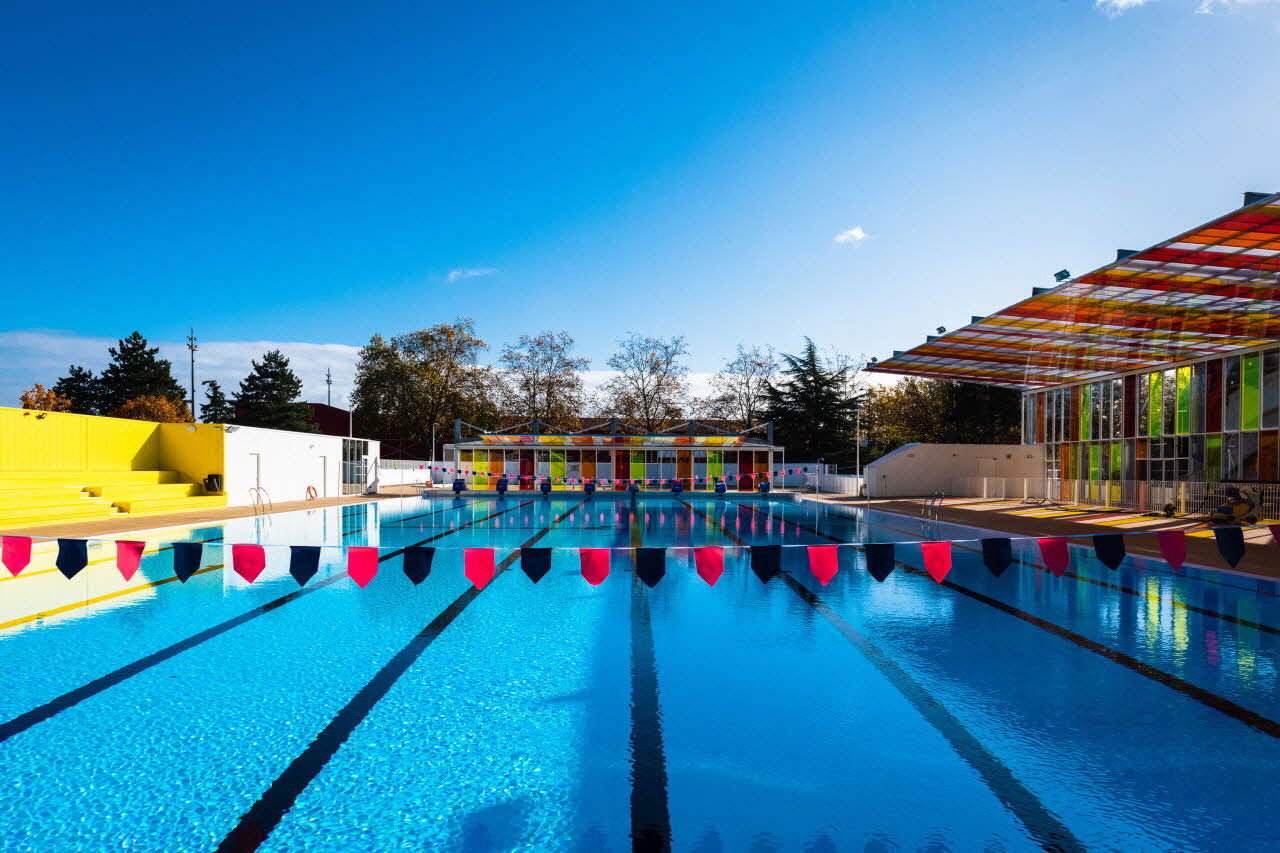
[1270,525,1280,550]
[920,541,952,583]
[115,540,145,581]
[693,547,725,586]
[1157,530,1187,571]
[231,544,267,583]
[347,546,379,588]
[808,545,839,585]
[464,548,495,589]
[1038,537,1070,577]
[2,536,32,577]
[580,548,610,585]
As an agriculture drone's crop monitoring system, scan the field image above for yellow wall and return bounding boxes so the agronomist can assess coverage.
[158,423,226,490]
[0,407,225,481]
[0,407,162,471]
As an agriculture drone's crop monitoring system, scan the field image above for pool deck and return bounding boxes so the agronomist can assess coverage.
[807,492,1280,580]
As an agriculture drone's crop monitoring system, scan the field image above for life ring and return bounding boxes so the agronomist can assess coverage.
[306,485,318,501]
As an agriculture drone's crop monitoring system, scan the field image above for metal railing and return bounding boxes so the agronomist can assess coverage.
[1046,478,1279,519]
[921,491,944,520]
[249,487,273,516]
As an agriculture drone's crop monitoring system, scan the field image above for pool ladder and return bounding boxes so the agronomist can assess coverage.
[921,491,944,521]
[249,487,273,517]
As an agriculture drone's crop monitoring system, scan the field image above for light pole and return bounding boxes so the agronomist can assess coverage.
[325,368,332,407]
[815,457,824,498]
[186,328,197,418]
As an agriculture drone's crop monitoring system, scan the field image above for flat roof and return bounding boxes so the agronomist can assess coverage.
[867,192,1280,389]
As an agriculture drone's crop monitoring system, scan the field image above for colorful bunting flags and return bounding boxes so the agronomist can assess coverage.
[172,542,203,582]
[347,547,379,588]
[2,536,32,577]
[56,539,88,579]
[231,544,266,583]
[980,538,1012,578]
[636,548,667,587]
[864,542,895,582]
[579,548,610,586]
[1092,534,1126,571]
[693,546,725,587]
[1155,531,1186,571]
[749,544,780,583]
[807,545,838,585]
[1213,527,1245,568]
[920,541,952,583]
[464,548,495,589]
[1038,537,1070,577]
[115,540,145,581]
[520,547,552,583]
[402,547,435,585]
[289,546,322,586]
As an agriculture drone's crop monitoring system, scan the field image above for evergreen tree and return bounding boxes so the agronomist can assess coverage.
[200,379,236,423]
[763,338,859,464]
[52,365,104,415]
[234,350,317,432]
[97,332,185,413]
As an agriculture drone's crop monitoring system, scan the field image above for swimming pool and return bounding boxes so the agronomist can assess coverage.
[1,493,1278,852]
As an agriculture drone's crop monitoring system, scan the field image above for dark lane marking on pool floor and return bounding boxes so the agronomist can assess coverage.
[214,498,586,853]
[0,501,519,745]
[679,500,1085,853]
[738,501,1280,741]
[628,506,672,853]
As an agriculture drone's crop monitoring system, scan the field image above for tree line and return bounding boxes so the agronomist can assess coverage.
[22,331,317,432]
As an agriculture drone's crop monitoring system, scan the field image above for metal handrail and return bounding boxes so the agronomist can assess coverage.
[920,491,944,520]
[248,487,273,516]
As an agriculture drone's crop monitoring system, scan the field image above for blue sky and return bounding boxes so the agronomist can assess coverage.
[3,0,1279,406]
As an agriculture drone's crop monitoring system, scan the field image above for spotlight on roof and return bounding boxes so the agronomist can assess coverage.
[869,356,878,364]
[1054,269,1071,282]
[935,326,946,334]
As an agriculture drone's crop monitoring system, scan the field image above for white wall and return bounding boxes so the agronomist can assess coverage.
[222,426,380,507]
[865,443,1043,498]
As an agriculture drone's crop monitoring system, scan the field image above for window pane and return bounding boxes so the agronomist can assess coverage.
[1176,367,1190,435]
[1190,362,1206,435]
[1264,350,1280,430]
[1224,356,1242,432]
[1243,353,1261,431]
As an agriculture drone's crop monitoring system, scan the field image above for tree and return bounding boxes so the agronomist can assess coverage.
[349,319,499,454]
[862,377,1021,459]
[234,350,317,432]
[110,395,193,423]
[20,383,72,412]
[497,330,589,428]
[598,333,690,431]
[98,332,185,413]
[200,379,235,423]
[705,344,779,430]
[763,338,860,464]
[52,365,103,415]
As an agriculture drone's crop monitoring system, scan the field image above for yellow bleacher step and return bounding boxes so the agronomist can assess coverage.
[0,493,108,510]
[0,502,115,522]
[88,483,204,500]
[113,495,227,514]
[0,470,182,488]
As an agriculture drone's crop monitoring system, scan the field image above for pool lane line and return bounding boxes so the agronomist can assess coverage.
[627,503,672,853]
[213,498,587,853]
[871,518,1280,638]
[736,502,1280,741]
[679,500,1085,853]
[0,500,525,745]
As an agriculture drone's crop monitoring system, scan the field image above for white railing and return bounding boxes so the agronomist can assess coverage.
[802,472,866,495]
[950,476,1046,501]
[1046,479,1279,518]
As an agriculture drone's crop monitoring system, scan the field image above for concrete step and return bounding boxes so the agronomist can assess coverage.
[0,502,115,522]
[88,483,204,500]
[113,495,228,514]
[0,494,111,510]
[0,470,182,488]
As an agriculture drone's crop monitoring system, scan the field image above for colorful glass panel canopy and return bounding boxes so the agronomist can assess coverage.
[868,193,1280,389]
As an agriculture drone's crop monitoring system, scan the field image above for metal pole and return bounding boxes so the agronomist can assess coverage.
[325,368,332,407]
[815,457,823,498]
[855,410,861,477]
[186,328,197,418]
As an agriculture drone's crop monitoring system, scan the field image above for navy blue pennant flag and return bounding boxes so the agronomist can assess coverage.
[172,542,203,582]
[520,547,552,583]
[402,547,436,585]
[1213,526,1246,568]
[1093,533,1126,570]
[289,546,322,586]
[56,539,88,579]
[749,544,781,583]
[980,538,1013,577]
[636,548,667,587]
[864,543,895,582]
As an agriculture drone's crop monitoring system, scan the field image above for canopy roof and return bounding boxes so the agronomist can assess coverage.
[867,192,1280,389]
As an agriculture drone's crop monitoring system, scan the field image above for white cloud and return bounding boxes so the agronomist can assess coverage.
[1196,0,1279,11]
[0,329,361,412]
[446,267,498,283]
[1095,0,1155,10]
[833,226,869,244]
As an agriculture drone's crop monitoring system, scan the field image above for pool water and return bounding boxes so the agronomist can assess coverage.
[2,494,1279,852]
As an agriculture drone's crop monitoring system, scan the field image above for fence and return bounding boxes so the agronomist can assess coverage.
[375,460,446,488]
[1046,479,1280,519]
[950,477,1046,501]
[802,472,866,496]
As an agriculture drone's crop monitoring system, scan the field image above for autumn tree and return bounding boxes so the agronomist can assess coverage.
[234,350,316,432]
[598,333,689,431]
[110,395,193,422]
[497,330,589,428]
[20,383,72,412]
[97,332,186,413]
[862,377,1021,459]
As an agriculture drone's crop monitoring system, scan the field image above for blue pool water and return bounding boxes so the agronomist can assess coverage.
[2,494,1279,852]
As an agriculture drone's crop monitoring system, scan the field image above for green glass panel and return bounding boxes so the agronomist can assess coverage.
[1110,442,1121,481]
[550,449,565,477]
[1243,353,1261,431]
[1206,435,1222,481]
[1176,367,1190,435]
[1089,443,1101,481]
[630,451,644,479]
[1147,373,1162,437]
[707,451,722,477]
[1079,385,1090,439]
